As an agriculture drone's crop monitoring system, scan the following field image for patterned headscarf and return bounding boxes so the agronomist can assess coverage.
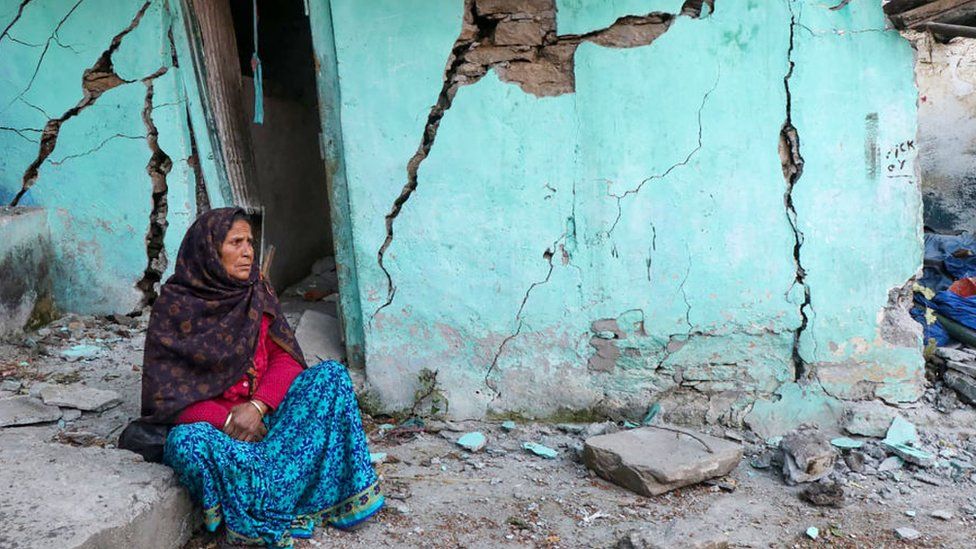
[140,207,306,423]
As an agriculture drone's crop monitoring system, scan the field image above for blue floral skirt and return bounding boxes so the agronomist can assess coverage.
[163,361,383,547]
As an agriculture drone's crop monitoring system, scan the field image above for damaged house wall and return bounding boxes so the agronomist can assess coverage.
[904,31,976,233]
[0,0,217,314]
[312,0,924,428]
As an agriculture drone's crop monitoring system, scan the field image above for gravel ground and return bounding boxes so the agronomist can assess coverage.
[2,313,976,548]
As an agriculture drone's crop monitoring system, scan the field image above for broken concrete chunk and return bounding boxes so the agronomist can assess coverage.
[456,432,487,452]
[0,396,63,427]
[894,527,920,540]
[0,379,22,392]
[501,420,517,432]
[294,310,344,364]
[493,20,547,46]
[60,344,103,362]
[878,456,904,472]
[522,442,558,459]
[616,527,729,549]
[779,426,836,485]
[883,416,917,446]
[944,370,976,405]
[583,426,742,497]
[39,385,121,412]
[830,437,863,450]
[930,509,953,521]
[887,443,935,468]
[841,403,896,438]
[936,346,976,363]
[805,526,819,540]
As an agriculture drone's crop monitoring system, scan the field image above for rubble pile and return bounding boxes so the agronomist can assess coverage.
[932,346,976,405]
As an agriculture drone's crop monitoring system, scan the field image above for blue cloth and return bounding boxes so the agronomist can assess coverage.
[164,361,383,547]
[920,232,976,293]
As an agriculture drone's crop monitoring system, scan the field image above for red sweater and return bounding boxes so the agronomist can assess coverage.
[176,315,303,429]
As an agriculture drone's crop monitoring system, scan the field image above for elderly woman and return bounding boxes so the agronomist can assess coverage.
[139,208,382,547]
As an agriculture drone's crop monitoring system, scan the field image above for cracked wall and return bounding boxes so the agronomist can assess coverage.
[316,0,924,429]
[0,0,213,313]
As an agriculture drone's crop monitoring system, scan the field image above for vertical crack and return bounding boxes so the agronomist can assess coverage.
[186,104,210,215]
[483,180,577,399]
[780,2,810,381]
[136,67,173,307]
[9,1,152,206]
[373,0,717,321]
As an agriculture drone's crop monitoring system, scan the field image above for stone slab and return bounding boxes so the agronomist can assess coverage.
[583,426,742,496]
[944,370,976,406]
[0,395,62,427]
[39,384,122,412]
[294,309,344,365]
[0,431,195,549]
[780,426,836,485]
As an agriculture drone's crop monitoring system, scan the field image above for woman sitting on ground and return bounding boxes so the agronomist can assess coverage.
[139,207,382,548]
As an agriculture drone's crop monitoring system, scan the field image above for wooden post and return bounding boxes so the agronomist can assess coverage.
[182,0,260,208]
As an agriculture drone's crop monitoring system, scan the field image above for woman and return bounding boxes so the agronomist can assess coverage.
[140,207,382,548]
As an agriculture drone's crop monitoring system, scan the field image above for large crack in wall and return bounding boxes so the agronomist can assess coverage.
[8,1,153,207]
[779,3,812,382]
[373,0,717,320]
[134,67,173,307]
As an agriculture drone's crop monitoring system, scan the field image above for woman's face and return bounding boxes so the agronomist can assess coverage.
[220,219,254,281]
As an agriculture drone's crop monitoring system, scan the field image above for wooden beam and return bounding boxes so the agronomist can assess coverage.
[884,0,936,16]
[926,21,976,38]
[184,0,260,208]
[892,0,976,28]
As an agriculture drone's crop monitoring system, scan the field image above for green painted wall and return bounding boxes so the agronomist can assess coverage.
[314,0,923,428]
[0,0,215,313]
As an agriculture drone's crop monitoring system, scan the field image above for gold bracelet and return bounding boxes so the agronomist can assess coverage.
[223,412,234,429]
[249,399,266,417]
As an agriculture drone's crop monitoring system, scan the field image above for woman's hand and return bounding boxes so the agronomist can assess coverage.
[223,403,267,442]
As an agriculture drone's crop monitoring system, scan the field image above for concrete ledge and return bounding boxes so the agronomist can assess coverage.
[0,207,54,338]
[0,431,195,549]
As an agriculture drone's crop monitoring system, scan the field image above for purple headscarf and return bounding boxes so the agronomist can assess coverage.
[140,207,305,423]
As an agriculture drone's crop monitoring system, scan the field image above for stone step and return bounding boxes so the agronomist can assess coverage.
[0,431,195,549]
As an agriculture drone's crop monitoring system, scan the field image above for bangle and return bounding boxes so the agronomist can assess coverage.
[223,412,234,429]
[249,400,266,417]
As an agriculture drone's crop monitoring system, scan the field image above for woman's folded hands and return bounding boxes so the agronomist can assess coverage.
[223,402,268,442]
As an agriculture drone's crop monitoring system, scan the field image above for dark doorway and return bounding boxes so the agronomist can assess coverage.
[228,0,333,293]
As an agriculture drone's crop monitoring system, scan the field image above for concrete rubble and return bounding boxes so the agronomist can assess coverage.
[0,395,62,427]
[779,425,836,485]
[39,384,122,412]
[582,426,742,496]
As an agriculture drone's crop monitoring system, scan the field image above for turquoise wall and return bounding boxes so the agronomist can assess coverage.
[0,0,214,313]
[317,0,923,426]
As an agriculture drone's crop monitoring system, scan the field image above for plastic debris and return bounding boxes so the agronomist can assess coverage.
[522,442,558,459]
[805,526,819,540]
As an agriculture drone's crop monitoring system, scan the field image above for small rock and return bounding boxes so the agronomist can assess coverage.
[61,408,82,422]
[59,344,102,362]
[830,437,863,450]
[930,509,952,521]
[884,416,918,446]
[944,370,976,406]
[582,421,617,439]
[0,396,63,427]
[456,432,487,452]
[800,482,844,508]
[887,443,936,468]
[750,452,772,469]
[878,456,904,472]
[780,426,836,485]
[913,472,943,486]
[842,403,896,438]
[501,420,517,432]
[39,385,121,412]
[0,380,22,392]
[805,526,819,540]
[844,451,866,473]
[523,441,558,459]
[905,510,916,517]
[894,527,920,540]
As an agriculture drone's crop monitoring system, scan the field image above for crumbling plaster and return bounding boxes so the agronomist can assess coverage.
[318,0,923,429]
[0,0,217,314]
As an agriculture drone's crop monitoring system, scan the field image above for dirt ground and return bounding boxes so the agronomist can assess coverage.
[2,314,976,548]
